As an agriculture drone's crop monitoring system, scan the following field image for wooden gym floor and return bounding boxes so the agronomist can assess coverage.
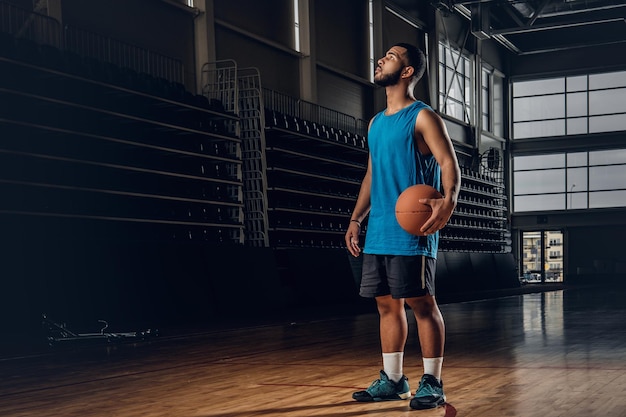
[0,284,624,417]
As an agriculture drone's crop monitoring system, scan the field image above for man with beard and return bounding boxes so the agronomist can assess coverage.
[345,43,460,410]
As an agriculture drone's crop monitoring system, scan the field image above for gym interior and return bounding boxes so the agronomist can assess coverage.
[0,1,624,416]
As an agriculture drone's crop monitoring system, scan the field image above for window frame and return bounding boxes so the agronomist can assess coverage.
[512,149,626,212]
[512,70,626,140]
[438,41,473,125]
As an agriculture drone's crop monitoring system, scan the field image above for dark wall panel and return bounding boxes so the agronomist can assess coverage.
[315,0,368,78]
[492,253,520,289]
[61,0,195,88]
[437,252,519,294]
[481,38,509,73]
[317,68,367,120]
[215,0,294,48]
[215,27,300,97]
[440,252,474,292]
[568,225,626,278]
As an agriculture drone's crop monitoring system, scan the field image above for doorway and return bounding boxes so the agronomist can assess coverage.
[521,230,564,283]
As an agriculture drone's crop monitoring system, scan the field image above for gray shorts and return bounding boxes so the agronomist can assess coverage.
[359,254,437,299]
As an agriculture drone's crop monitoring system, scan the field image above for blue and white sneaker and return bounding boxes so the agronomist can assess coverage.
[410,374,446,409]
[352,370,410,402]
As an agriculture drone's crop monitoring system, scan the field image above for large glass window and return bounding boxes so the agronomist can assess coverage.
[512,70,626,139]
[513,149,626,212]
[439,42,472,124]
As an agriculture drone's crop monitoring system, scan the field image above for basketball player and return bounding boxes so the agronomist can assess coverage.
[345,43,460,410]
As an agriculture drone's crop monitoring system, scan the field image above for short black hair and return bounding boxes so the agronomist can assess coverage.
[393,42,426,81]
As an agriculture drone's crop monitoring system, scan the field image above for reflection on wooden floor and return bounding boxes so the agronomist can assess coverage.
[1,285,625,417]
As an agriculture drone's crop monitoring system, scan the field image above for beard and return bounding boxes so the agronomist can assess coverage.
[374,67,402,87]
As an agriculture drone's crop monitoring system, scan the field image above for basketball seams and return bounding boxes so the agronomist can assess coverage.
[395,184,442,236]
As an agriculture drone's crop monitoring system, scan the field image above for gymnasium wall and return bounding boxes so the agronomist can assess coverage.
[61,0,196,90]
[508,42,626,79]
[214,25,301,96]
[315,0,369,79]
[480,37,509,74]
[213,0,301,97]
[567,225,626,281]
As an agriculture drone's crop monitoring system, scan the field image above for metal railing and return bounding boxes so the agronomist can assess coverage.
[64,25,184,84]
[237,67,270,247]
[201,60,239,115]
[262,88,369,137]
[0,0,60,47]
[0,1,184,84]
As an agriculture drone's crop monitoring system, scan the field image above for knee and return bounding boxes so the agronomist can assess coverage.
[376,296,405,317]
[406,297,437,318]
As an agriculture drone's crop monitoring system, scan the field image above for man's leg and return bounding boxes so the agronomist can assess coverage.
[377,294,408,353]
[406,295,445,359]
[353,295,411,402]
[406,295,446,409]
[378,295,408,383]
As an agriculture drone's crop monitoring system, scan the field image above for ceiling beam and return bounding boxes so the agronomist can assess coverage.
[501,0,527,28]
[517,38,626,55]
[434,0,626,56]
[527,0,551,26]
[540,3,626,19]
[491,16,625,35]
[454,4,523,54]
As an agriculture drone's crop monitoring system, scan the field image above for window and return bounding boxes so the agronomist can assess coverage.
[481,68,489,130]
[439,42,472,124]
[512,70,626,139]
[293,0,300,52]
[368,0,375,82]
[481,66,504,137]
[521,230,563,283]
[513,149,626,212]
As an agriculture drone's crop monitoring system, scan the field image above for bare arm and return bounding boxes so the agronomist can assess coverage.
[345,154,372,257]
[415,109,461,235]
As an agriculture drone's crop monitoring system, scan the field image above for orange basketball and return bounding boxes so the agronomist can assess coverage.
[395,184,443,236]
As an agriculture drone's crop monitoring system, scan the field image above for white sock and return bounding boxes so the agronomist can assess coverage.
[422,357,443,381]
[382,352,404,383]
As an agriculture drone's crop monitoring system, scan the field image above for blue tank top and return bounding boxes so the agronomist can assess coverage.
[363,101,441,258]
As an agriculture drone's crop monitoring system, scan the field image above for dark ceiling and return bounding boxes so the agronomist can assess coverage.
[388,0,626,55]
